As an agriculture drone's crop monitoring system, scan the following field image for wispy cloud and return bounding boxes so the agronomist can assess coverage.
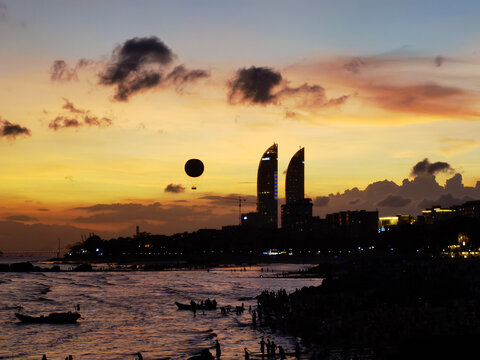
[288,54,480,120]
[440,138,480,157]
[48,98,112,131]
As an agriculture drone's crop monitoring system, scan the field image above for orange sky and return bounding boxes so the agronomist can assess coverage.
[1,1,480,251]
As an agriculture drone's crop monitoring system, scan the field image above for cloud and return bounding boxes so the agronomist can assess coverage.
[164,184,185,193]
[288,55,480,119]
[165,65,210,92]
[50,59,95,82]
[0,2,7,22]
[62,98,85,114]
[313,159,480,218]
[418,193,474,210]
[228,66,349,109]
[0,221,105,252]
[377,195,411,207]
[343,57,365,74]
[70,202,237,235]
[50,60,78,82]
[48,98,112,131]
[314,196,330,207]
[98,36,208,101]
[411,158,454,177]
[36,209,49,212]
[5,215,39,222]
[48,116,82,130]
[434,56,445,67]
[0,117,31,138]
[440,138,480,157]
[200,194,257,206]
[228,66,282,105]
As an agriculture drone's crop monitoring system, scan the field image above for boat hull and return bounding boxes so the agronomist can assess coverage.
[15,312,81,324]
[174,302,216,311]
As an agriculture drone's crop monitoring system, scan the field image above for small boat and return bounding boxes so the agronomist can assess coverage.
[15,311,81,324]
[175,301,217,311]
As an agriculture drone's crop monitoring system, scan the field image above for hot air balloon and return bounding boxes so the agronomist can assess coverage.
[185,159,204,189]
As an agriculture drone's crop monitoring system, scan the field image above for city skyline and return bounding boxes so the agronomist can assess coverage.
[1,1,480,251]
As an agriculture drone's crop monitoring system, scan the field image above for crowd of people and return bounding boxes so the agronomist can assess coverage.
[254,259,480,359]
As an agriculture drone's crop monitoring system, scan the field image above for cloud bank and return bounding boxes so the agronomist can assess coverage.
[313,158,480,218]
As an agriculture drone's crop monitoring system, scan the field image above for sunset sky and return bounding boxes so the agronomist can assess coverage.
[1,0,480,251]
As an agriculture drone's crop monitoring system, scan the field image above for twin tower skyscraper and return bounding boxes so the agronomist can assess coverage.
[242,143,313,230]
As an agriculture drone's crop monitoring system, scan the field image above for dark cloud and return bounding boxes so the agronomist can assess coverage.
[411,158,454,177]
[228,66,349,109]
[36,209,49,212]
[0,117,31,138]
[99,36,208,101]
[99,36,172,101]
[228,66,282,105]
[314,196,330,207]
[434,56,445,67]
[166,65,210,92]
[164,184,185,193]
[50,60,78,81]
[5,215,39,222]
[343,58,365,74]
[48,98,112,131]
[48,116,82,130]
[377,195,411,207]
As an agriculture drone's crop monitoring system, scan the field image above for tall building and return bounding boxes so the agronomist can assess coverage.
[256,143,278,228]
[285,147,304,203]
[282,147,313,231]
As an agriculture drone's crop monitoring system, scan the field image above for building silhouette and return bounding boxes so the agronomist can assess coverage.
[243,143,278,228]
[281,147,313,231]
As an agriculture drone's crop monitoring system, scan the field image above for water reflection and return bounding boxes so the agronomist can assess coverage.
[0,264,321,359]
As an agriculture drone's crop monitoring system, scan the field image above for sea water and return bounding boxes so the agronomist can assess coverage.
[0,264,321,359]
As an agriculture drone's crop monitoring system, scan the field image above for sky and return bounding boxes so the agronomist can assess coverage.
[1,0,480,252]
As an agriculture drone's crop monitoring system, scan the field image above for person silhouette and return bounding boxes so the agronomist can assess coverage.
[260,337,266,358]
[137,352,143,360]
[270,341,277,359]
[41,355,47,360]
[215,339,221,359]
[295,341,301,359]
